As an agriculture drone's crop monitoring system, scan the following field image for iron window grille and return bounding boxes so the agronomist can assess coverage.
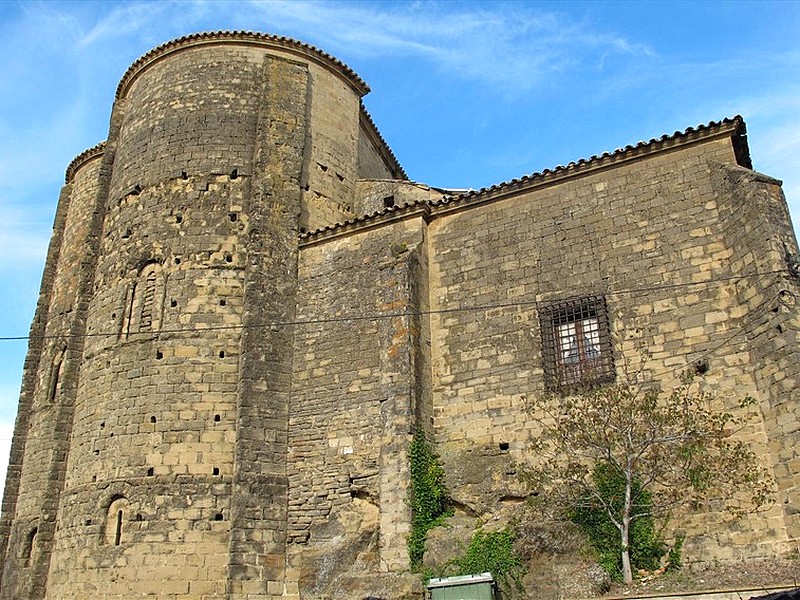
[540,296,615,391]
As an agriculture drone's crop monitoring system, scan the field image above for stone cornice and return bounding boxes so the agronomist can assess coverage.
[116,31,370,101]
[65,141,107,184]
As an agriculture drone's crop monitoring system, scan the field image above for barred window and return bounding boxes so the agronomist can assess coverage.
[540,296,614,391]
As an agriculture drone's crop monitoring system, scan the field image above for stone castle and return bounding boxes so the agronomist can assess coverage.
[1,31,799,599]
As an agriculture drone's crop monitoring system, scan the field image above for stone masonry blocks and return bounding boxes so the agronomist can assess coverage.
[2,31,799,600]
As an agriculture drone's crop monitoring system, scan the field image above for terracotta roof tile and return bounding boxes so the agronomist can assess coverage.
[301,116,749,241]
[65,141,106,184]
[359,103,408,180]
[439,116,747,206]
[116,31,370,101]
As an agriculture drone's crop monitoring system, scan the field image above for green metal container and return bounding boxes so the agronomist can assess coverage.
[427,572,496,600]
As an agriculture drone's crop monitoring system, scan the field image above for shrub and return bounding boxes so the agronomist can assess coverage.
[452,527,527,589]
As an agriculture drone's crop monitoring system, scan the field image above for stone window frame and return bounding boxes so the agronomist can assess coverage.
[123,261,163,338]
[540,295,615,392]
[103,496,129,546]
[20,526,37,567]
[46,344,67,404]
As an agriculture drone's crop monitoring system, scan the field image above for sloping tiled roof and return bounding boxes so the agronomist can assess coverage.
[299,200,431,247]
[300,116,750,243]
[359,103,408,181]
[430,115,749,211]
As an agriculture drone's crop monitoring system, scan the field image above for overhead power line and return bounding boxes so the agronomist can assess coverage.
[0,269,791,343]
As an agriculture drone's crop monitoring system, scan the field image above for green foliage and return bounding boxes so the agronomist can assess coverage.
[667,536,684,572]
[526,381,774,519]
[569,463,664,581]
[408,430,450,569]
[390,241,409,257]
[452,528,527,590]
[524,379,775,583]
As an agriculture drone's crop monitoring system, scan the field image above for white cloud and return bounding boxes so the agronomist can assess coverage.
[82,0,651,94]
[78,2,174,47]
[274,1,656,91]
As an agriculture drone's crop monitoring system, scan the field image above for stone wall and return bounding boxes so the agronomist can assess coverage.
[1,31,798,600]
[0,147,105,600]
[713,164,800,545]
[284,122,800,593]
[355,179,445,216]
[287,218,427,599]
[0,32,402,600]
[423,136,791,558]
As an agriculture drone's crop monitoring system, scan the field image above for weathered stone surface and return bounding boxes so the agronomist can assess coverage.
[1,31,799,600]
[423,512,476,572]
[442,445,529,519]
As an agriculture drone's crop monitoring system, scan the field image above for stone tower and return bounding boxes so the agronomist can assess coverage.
[0,32,405,599]
[4,29,800,600]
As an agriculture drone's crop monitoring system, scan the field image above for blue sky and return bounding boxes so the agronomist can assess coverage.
[1,0,800,492]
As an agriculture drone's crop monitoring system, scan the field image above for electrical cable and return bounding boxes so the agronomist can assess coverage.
[0,269,791,343]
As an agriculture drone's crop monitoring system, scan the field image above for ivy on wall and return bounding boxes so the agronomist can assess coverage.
[408,430,450,569]
[451,527,527,590]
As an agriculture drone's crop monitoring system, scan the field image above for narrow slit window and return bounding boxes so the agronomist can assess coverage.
[104,497,129,546]
[48,347,66,403]
[21,527,37,567]
[123,282,137,339]
[114,510,123,546]
[139,266,159,332]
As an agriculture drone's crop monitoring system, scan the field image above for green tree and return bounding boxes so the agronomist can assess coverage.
[524,380,774,584]
[569,462,664,579]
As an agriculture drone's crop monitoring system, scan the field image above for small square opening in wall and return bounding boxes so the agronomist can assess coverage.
[540,296,615,392]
